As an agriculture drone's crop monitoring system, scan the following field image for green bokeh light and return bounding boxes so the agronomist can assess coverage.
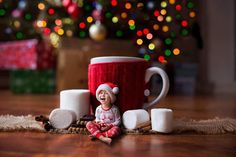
[164,38,172,45]
[180,28,189,36]
[79,31,86,37]
[16,32,23,39]
[187,2,194,9]
[116,30,123,37]
[129,25,135,30]
[164,49,171,56]
[25,13,32,20]
[0,9,6,16]
[105,12,112,19]
[144,54,151,61]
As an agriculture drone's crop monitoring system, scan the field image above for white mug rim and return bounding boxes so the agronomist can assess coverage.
[60,89,90,94]
[90,56,145,64]
[151,108,173,112]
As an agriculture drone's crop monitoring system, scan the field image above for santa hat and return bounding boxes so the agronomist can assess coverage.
[96,82,119,103]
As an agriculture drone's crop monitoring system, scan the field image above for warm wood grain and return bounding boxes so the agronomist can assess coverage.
[0,90,236,157]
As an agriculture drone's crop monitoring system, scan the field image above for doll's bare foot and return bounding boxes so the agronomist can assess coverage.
[99,136,112,145]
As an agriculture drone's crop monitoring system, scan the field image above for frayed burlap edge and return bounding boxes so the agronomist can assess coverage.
[0,115,45,132]
[124,117,236,135]
[0,115,236,135]
[173,117,236,134]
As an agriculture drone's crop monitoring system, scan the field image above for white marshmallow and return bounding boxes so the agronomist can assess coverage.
[122,109,150,130]
[60,89,90,120]
[49,108,76,129]
[151,108,173,133]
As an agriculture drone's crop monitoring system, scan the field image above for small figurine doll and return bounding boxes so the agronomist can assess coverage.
[86,82,121,145]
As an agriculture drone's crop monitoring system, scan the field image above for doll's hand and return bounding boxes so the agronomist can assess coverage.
[100,124,112,132]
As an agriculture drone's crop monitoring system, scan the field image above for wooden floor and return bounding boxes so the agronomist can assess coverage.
[0,90,236,157]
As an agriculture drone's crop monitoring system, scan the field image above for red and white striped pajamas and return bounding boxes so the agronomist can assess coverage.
[86,105,121,138]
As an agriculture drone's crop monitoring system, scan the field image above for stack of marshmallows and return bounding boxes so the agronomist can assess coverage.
[122,108,173,133]
[49,90,90,129]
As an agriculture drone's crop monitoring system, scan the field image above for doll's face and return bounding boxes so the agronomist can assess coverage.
[98,90,111,105]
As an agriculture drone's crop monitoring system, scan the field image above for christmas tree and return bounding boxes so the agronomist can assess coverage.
[0,0,200,64]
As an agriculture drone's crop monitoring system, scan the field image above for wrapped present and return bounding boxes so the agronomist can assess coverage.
[0,39,38,70]
[10,69,55,94]
[36,40,57,70]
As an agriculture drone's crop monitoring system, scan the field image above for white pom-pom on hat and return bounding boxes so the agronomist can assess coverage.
[96,82,119,103]
[112,87,119,94]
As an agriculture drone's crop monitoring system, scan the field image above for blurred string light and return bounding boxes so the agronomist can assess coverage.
[13,20,21,28]
[63,18,74,24]
[79,22,86,29]
[146,33,153,40]
[173,48,180,55]
[24,13,32,20]
[160,9,167,15]
[143,28,149,35]
[57,28,64,35]
[38,3,45,10]
[169,0,176,5]
[50,32,60,48]
[0,9,6,16]
[112,16,118,23]
[158,55,167,63]
[137,2,144,8]
[128,19,135,30]
[121,12,127,19]
[187,2,194,9]
[181,20,188,27]
[105,12,112,19]
[165,16,172,22]
[144,54,151,61]
[136,30,143,36]
[164,49,171,56]
[147,1,155,9]
[189,11,196,18]
[157,15,164,22]
[16,32,23,39]
[153,24,159,30]
[5,27,12,34]
[48,8,55,15]
[55,19,62,26]
[148,43,155,50]
[37,20,47,28]
[136,39,143,45]
[154,10,160,17]
[162,25,169,32]
[43,27,51,35]
[125,2,132,9]
[160,1,167,8]
[66,30,73,37]
[87,16,93,23]
[18,0,27,9]
[111,0,118,6]
[175,4,182,11]
[79,31,86,38]
[116,30,123,37]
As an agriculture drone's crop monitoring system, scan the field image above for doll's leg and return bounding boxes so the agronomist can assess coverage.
[86,121,102,138]
[86,121,112,145]
[103,126,121,138]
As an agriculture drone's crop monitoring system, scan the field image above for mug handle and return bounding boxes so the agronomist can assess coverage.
[142,67,170,109]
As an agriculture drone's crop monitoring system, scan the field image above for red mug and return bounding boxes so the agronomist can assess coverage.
[88,56,169,114]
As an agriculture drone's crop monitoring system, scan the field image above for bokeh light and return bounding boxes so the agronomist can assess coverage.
[173,48,180,55]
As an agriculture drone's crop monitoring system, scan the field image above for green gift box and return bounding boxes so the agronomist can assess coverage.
[10,70,55,94]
